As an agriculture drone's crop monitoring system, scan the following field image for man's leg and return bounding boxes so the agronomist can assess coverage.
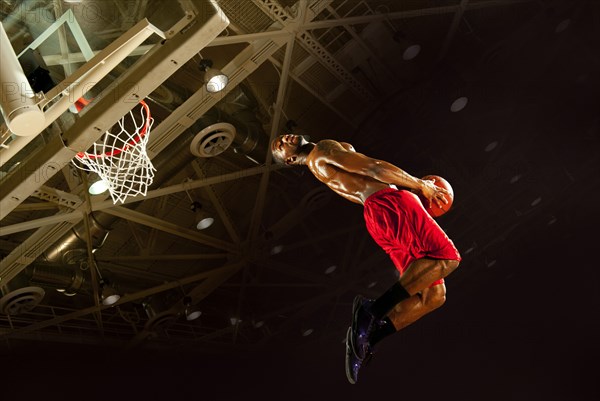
[345,258,459,384]
[398,257,459,296]
[351,258,458,355]
[369,257,459,320]
[345,283,448,384]
[376,284,446,338]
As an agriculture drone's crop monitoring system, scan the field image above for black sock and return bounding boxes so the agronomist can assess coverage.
[370,317,396,346]
[369,282,411,320]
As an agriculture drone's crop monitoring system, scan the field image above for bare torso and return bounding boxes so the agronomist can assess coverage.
[305,140,390,205]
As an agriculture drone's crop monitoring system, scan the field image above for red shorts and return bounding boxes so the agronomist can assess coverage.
[363,188,461,287]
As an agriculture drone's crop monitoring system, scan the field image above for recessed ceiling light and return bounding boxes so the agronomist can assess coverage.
[555,19,570,33]
[510,174,522,184]
[485,141,498,152]
[450,96,468,112]
[270,245,284,255]
[403,44,421,60]
[302,328,314,336]
[531,197,542,206]
[324,265,337,274]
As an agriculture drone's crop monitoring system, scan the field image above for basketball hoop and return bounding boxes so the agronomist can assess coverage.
[72,100,156,204]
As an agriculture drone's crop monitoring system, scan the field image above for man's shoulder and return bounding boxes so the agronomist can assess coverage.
[315,139,339,147]
[308,140,358,168]
[315,139,351,152]
[307,140,340,165]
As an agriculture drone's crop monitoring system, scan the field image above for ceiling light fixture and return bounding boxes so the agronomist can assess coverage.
[270,245,284,255]
[376,5,421,62]
[450,96,468,112]
[198,59,228,93]
[302,328,314,336]
[555,19,570,34]
[182,296,202,321]
[183,180,215,230]
[190,201,214,230]
[88,175,109,195]
[324,265,337,274]
[509,174,522,184]
[93,260,120,306]
[484,141,498,152]
[392,30,421,61]
[100,281,120,306]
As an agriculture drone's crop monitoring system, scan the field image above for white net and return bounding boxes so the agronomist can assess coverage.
[72,101,156,204]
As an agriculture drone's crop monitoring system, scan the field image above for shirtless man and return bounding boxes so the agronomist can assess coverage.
[270,134,461,384]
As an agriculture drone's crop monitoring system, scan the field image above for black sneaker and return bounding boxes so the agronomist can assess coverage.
[345,327,372,384]
[350,295,376,360]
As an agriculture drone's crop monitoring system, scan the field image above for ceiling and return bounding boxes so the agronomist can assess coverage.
[1,0,599,398]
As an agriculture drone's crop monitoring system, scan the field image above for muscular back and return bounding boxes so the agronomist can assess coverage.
[305,140,390,204]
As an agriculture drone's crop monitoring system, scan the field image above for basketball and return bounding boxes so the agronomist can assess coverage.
[418,175,454,218]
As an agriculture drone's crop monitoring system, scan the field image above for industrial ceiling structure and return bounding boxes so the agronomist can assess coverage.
[1,0,599,398]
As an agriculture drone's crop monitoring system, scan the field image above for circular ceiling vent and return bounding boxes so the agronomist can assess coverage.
[144,310,179,332]
[0,286,45,315]
[190,122,236,158]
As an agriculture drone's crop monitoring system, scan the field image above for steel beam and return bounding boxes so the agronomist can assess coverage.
[90,164,284,210]
[252,0,374,101]
[101,206,238,253]
[438,0,470,62]
[247,34,296,243]
[302,0,534,30]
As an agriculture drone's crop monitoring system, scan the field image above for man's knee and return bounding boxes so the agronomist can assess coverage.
[424,285,446,310]
[439,259,460,276]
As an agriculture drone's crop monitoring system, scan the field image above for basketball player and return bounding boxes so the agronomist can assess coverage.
[270,134,461,384]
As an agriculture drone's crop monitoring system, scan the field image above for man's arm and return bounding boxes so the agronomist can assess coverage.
[322,144,449,206]
[324,146,422,189]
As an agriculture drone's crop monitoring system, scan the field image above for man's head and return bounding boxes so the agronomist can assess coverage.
[270,134,310,165]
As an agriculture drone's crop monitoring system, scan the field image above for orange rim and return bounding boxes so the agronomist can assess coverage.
[76,100,151,160]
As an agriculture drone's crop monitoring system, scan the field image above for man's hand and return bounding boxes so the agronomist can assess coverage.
[419,178,450,209]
